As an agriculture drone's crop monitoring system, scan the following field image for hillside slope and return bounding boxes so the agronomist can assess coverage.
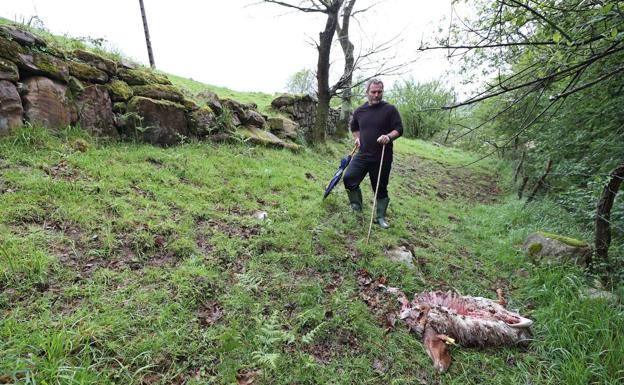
[1,125,622,384]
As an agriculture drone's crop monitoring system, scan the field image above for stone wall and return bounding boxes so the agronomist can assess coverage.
[270,94,342,140]
[0,24,300,150]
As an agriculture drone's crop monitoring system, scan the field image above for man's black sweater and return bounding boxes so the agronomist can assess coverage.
[350,101,403,160]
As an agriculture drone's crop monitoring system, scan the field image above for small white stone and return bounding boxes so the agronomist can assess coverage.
[253,210,268,221]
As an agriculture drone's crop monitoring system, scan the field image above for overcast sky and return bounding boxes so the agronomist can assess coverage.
[2,0,464,94]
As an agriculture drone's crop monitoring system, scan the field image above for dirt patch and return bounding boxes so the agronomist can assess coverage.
[197,219,260,240]
[44,160,91,182]
[197,300,223,327]
[355,269,400,333]
[394,154,502,204]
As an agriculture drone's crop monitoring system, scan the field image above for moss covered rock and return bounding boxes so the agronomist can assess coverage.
[72,49,117,75]
[117,67,172,86]
[17,49,70,83]
[126,96,188,146]
[0,25,46,48]
[187,106,215,137]
[522,232,591,267]
[107,79,133,102]
[67,76,85,95]
[271,94,296,109]
[236,125,301,152]
[181,98,199,111]
[0,58,19,82]
[67,60,108,83]
[131,84,184,103]
[0,35,25,63]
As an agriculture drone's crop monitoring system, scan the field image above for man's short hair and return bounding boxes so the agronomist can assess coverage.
[366,78,384,92]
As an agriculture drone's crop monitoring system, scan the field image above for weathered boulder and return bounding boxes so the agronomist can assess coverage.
[197,91,223,115]
[267,116,299,140]
[22,76,74,129]
[107,79,133,102]
[127,96,188,146]
[522,232,591,267]
[117,67,171,86]
[16,50,70,83]
[187,106,216,137]
[0,80,23,134]
[271,94,296,109]
[0,58,18,82]
[244,102,258,111]
[580,287,620,305]
[236,125,301,152]
[72,49,117,75]
[67,60,108,83]
[221,98,246,120]
[0,25,46,47]
[236,125,283,147]
[74,84,117,138]
[0,34,25,62]
[243,110,266,128]
[131,84,184,103]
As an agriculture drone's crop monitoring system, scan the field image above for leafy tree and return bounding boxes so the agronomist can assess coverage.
[285,68,317,95]
[421,0,624,277]
[387,78,456,139]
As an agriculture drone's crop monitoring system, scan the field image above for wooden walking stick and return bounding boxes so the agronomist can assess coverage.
[366,144,386,244]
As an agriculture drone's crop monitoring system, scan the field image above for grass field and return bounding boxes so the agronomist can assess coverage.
[1,125,622,385]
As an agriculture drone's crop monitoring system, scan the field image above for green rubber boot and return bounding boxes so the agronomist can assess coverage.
[376,197,390,229]
[347,187,363,212]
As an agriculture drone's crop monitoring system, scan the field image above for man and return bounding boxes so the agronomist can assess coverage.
[343,78,403,228]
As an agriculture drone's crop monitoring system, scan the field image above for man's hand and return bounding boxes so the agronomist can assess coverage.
[354,137,360,148]
[377,134,391,145]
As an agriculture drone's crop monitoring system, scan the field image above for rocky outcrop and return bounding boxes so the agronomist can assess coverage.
[0,23,300,150]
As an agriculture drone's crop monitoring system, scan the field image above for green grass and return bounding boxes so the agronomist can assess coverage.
[166,74,279,115]
[1,125,622,384]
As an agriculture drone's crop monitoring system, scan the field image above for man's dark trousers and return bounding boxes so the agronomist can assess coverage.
[343,152,392,199]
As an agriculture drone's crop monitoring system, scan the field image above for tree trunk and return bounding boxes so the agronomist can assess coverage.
[138,0,156,68]
[526,159,553,203]
[312,0,343,143]
[594,163,624,270]
[335,0,356,138]
[513,150,525,183]
[518,176,529,199]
